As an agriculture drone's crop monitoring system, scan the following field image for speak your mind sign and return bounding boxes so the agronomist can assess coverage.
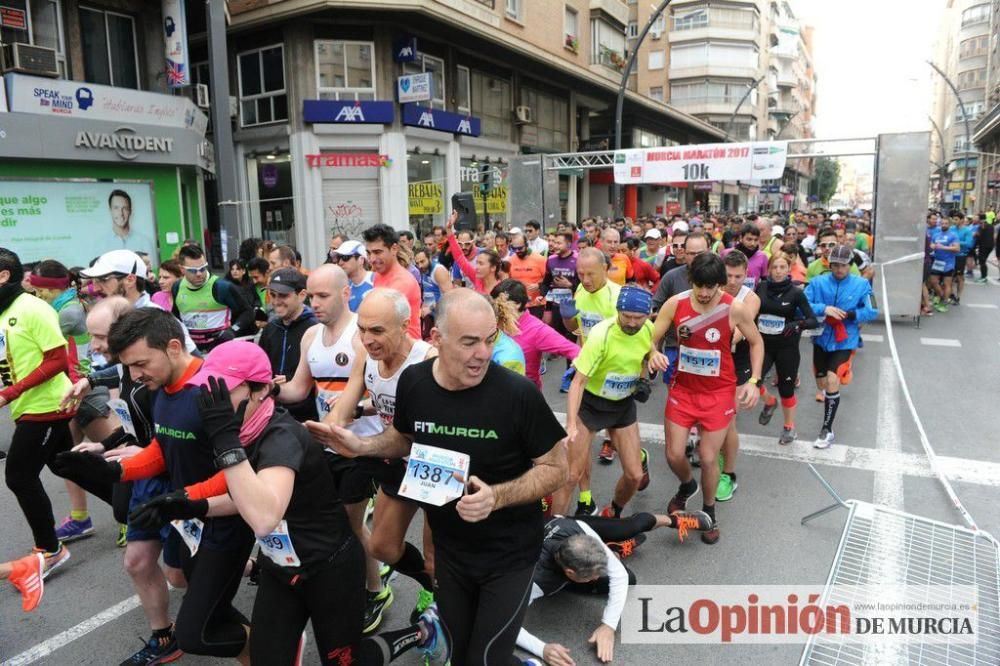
[0,180,158,266]
[613,141,788,184]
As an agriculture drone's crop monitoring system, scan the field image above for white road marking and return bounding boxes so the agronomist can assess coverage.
[919,337,962,347]
[552,413,1000,488]
[965,303,999,309]
[861,334,884,342]
[873,357,904,510]
[1,595,142,666]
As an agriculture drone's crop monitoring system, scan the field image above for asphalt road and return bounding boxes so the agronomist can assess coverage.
[1,279,998,665]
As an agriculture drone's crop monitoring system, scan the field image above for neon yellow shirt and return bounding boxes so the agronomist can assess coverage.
[574,281,621,344]
[0,293,73,419]
[573,317,653,400]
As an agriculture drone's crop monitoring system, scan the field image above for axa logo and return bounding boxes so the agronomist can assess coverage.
[457,119,472,134]
[155,423,196,440]
[398,46,414,58]
[414,421,498,439]
[335,105,365,122]
[418,111,435,128]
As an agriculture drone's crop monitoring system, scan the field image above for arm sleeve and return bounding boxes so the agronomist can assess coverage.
[515,584,547,657]
[119,439,167,481]
[446,233,482,291]
[576,521,630,630]
[215,280,254,335]
[0,346,70,403]
[185,471,229,500]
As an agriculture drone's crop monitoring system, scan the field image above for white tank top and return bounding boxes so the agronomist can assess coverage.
[365,339,432,429]
[305,316,381,435]
[735,285,752,303]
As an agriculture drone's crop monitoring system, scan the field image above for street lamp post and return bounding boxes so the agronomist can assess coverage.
[928,60,973,214]
[927,114,948,208]
[613,0,674,218]
[721,76,763,212]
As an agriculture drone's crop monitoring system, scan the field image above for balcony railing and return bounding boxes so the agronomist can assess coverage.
[672,18,758,32]
[591,46,626,72]
[671,95,744,107]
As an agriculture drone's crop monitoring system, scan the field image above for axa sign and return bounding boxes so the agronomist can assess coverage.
[303,100,394,125]
[402,104,481,137]
[74,127,174,160]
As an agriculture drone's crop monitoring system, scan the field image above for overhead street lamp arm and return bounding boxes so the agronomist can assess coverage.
[613,0,673,218]
[725,75,765,141]
[928,60,972,212]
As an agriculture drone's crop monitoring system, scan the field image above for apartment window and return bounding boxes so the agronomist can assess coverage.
[957,68,986,89]
[315,41,375,101]
[403,52,446,109]
[505,0,522,21]
[238,44,288,127]
[959,35,990,59]
[591,18,625,69]
[626,21,638,39]
[565,6,578,44]
[471,70,511,140]
[649,86,664,102]
[670,41,758,69]
[670,80,756,106]
[79,6,139,88]
[648,50,664,70]
[0,1,66,76]
[521,87,568,150]
[672,8,708,31]
[456,65,471,114]
[953,136,973,153]
[955,100,985,122]
[961,3,989,27]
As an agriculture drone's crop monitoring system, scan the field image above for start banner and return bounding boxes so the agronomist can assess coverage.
[614,141,788,184]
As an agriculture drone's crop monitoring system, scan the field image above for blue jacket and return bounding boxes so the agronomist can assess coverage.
[804,273,878,351]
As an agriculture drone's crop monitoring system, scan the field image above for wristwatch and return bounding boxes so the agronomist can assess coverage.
[747,377,760,386]
[215,447,248,470]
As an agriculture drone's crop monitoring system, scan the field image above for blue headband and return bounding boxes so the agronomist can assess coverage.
[617,286,652,315]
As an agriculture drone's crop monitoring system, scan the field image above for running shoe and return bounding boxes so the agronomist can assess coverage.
[379,563,396,588]
[701,517,720,545]
[599,504,618,519]
[119,631,182,665]
[55,516,94,543]
[607,533,646,559]
[0,449,6,461]
[813,428,834,450]
[575,498,598,516]
[522,661,544,666]
[638,447,651,491]
[758,400,777,426]
[539,358,547,376]
[559,367,575,393]
[667,481,699,515]
[715,473,737,502]
[35,544,70,580]
[364,496,376,525]
[8,552,44,612]
[975,277,989,284]
[778,427,796,446]
[933,301,948,313]
[949,295,960,306]
[598,440,616,464]
[116,523,128,548]
[410,588,435,624]
[363,585,394,634]
[670,509,713,543]
[417,604,451,664]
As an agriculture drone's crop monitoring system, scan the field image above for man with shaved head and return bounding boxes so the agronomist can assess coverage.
[602,228,633,286]
[315,287,438,621]
[275,263,394,632]
[312,287,567,666]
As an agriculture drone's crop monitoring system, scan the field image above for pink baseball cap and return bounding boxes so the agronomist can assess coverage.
[188,340,272,389]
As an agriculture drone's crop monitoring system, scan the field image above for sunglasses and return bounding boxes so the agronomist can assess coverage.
[335,254,358,263]
[672,244,685,249]
[184,264,209,274]
[511,246,526,251]
[95,273,126,284]
[819,242,837,249]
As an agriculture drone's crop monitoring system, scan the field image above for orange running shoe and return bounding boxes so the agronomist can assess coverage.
[607,534,646,559]
[598,440,616,464]
[8,552,44,612]
[670,510,713,543]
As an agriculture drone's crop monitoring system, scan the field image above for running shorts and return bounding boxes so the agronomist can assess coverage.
[929,268,955,278]
[325,452,377,505]
[74,386,111,427]
[128,476,183,568]
[665,387,736,432]
[359,457,408,499]
[578,390,638,432]
[812,347,855,384]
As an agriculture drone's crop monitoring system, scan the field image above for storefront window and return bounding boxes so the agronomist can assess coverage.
[408,153,446,237]
[460,159,508,230]
[252,154,295,245]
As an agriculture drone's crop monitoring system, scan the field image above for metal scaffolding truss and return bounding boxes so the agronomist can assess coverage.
[544,151,616,170]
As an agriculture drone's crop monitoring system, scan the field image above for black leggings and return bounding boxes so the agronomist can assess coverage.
[761,341,800,399]
[176,532,255,658]
[574,512,657,541]
[980,242,994,280]
[435,552,536,666]
[5,418,114,552]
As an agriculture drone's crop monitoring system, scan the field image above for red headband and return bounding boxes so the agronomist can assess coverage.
[29,274,72,289]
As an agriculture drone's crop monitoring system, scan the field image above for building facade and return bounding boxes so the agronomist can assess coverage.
[974,0,1000,211]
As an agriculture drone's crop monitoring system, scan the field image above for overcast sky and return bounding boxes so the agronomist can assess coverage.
[795,0,946,140]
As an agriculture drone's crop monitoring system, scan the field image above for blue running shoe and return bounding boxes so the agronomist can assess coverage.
[119,632,182,665]
[560,367,576,393]
[55,516,94,543]
[418,603,451,664]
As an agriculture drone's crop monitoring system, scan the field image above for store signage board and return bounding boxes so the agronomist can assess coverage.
[303,100,394,124]
[398,73,433,104]
[401,103,480,136]
[305,153,389,168]
[614,141,788,184]
[162,0,191,87]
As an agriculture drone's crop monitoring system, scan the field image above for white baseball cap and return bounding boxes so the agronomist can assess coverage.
[671,221,690,233]
[81,249,148,279]
[772,225,785,236]
[830,213,841,221]
[333,240,368,259]
[509,227,523,235]
[644,229,662,240]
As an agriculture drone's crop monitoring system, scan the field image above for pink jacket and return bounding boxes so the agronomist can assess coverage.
[513,311,580,389]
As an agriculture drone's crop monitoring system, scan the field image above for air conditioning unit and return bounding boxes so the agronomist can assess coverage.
[195,83,210,109]
[1,43,58,77]
[515,105,533,124]
[650,27,663,40]
[229,95,238,118]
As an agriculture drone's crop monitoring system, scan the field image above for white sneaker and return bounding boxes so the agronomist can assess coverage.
[813,429,834,449]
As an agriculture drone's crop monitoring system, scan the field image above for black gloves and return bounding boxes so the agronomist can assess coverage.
[128,489,209,531]
[782,321,803,337]
[52,451,122,486]
[196,376,247,457]
[100,426,138,453]
[633,377,652,403]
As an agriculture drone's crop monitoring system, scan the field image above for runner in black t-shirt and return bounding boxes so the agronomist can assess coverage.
[309,288,569,666]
